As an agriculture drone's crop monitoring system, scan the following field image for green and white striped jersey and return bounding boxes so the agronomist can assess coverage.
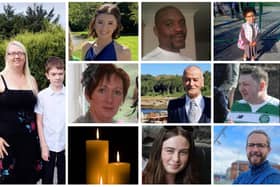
[227,96,280,123]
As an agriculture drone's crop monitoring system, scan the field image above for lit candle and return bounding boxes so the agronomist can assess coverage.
[100,176,103,184]
[107,151,130,184]
[86,128,109,184]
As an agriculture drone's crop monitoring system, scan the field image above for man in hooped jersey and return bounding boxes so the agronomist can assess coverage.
[227,66,279,123]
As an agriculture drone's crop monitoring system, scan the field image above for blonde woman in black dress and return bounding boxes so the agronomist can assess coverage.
[0,41,40,184]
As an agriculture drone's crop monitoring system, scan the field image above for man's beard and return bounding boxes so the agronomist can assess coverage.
[247,151,266,166]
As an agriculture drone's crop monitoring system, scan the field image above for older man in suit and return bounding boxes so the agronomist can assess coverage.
[168,65,211,123]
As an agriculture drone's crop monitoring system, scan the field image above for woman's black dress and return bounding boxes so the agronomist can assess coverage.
[0,75,41,184]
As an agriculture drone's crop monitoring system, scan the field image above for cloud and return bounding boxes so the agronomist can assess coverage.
[271,144,280,153]
[214,145,246,174]
[269,153,280,164]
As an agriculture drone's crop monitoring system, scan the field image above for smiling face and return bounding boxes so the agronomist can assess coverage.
[154,7,187,52]
[246,133,271,166]
[161,135,190,175]
[183,66,204,99]
[6,44,26,71]
[86,73,123,123]
[94,13,118,39]
[238,74,260,104]
[245,11,256,24]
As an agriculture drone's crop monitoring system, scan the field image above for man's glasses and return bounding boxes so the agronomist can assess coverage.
[247,143,268,149]
[8,51,25,57]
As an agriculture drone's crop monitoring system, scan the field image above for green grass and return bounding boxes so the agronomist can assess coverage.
[72,32,138,60]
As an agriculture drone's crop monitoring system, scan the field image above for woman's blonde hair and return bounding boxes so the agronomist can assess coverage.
[5,41,35,93]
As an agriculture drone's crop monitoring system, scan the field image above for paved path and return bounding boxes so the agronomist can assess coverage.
[214,7,280,61]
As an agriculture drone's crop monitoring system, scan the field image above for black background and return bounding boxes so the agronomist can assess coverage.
[68,126,138,184]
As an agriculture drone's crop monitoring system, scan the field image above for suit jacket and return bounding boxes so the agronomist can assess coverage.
[167,96,211,123]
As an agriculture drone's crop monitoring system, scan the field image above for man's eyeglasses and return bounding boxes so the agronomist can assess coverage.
[247,143,268,149]
[8,51,25,57]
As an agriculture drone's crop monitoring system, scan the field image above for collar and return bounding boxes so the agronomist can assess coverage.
[243,95,270,112]
[46,85,65,96]
[250,160,270,174]
[185,94,203,105]
[245,22,256,26]
[157,47,181,55]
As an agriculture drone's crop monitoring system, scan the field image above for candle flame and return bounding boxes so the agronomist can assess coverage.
[117,151,120,162]
[96,128,99,140]
[100,176,103,184]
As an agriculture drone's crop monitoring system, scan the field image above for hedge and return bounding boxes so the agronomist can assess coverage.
[0,28,65,91]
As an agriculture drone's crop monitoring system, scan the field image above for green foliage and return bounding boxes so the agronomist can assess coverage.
[0,4,24,40]
[69,2,138,35]
[262,2,280,6]
[0,27,65,91]
[69,2,102,32]
[118,2,138,34]
[0,3,60,40]
[116,36,138,60]
[141,74,185,96]
[25,4,59,33]
[141,72,211,97]
[141,74,156,96]
[202,71,211,97]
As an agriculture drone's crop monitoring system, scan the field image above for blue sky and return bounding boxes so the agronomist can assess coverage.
[141,63,211,76]
[0,3,66,29]
[214,126,280,175]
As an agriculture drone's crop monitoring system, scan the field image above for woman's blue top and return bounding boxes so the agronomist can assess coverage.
[84,41,117,61]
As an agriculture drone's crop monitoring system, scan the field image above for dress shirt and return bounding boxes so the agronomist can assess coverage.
[35,86,65,152]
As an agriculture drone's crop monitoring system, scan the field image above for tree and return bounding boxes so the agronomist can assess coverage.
[0,4,25,39]
[118,2,138,34]
[24,4,60,33]
[0,3,61,40]
[4,4,15,18]
[69,2,101,32]
[141,74,186,96]
[202,71,211,96]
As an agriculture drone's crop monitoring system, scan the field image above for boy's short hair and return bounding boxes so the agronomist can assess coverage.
[45,56,65,73]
